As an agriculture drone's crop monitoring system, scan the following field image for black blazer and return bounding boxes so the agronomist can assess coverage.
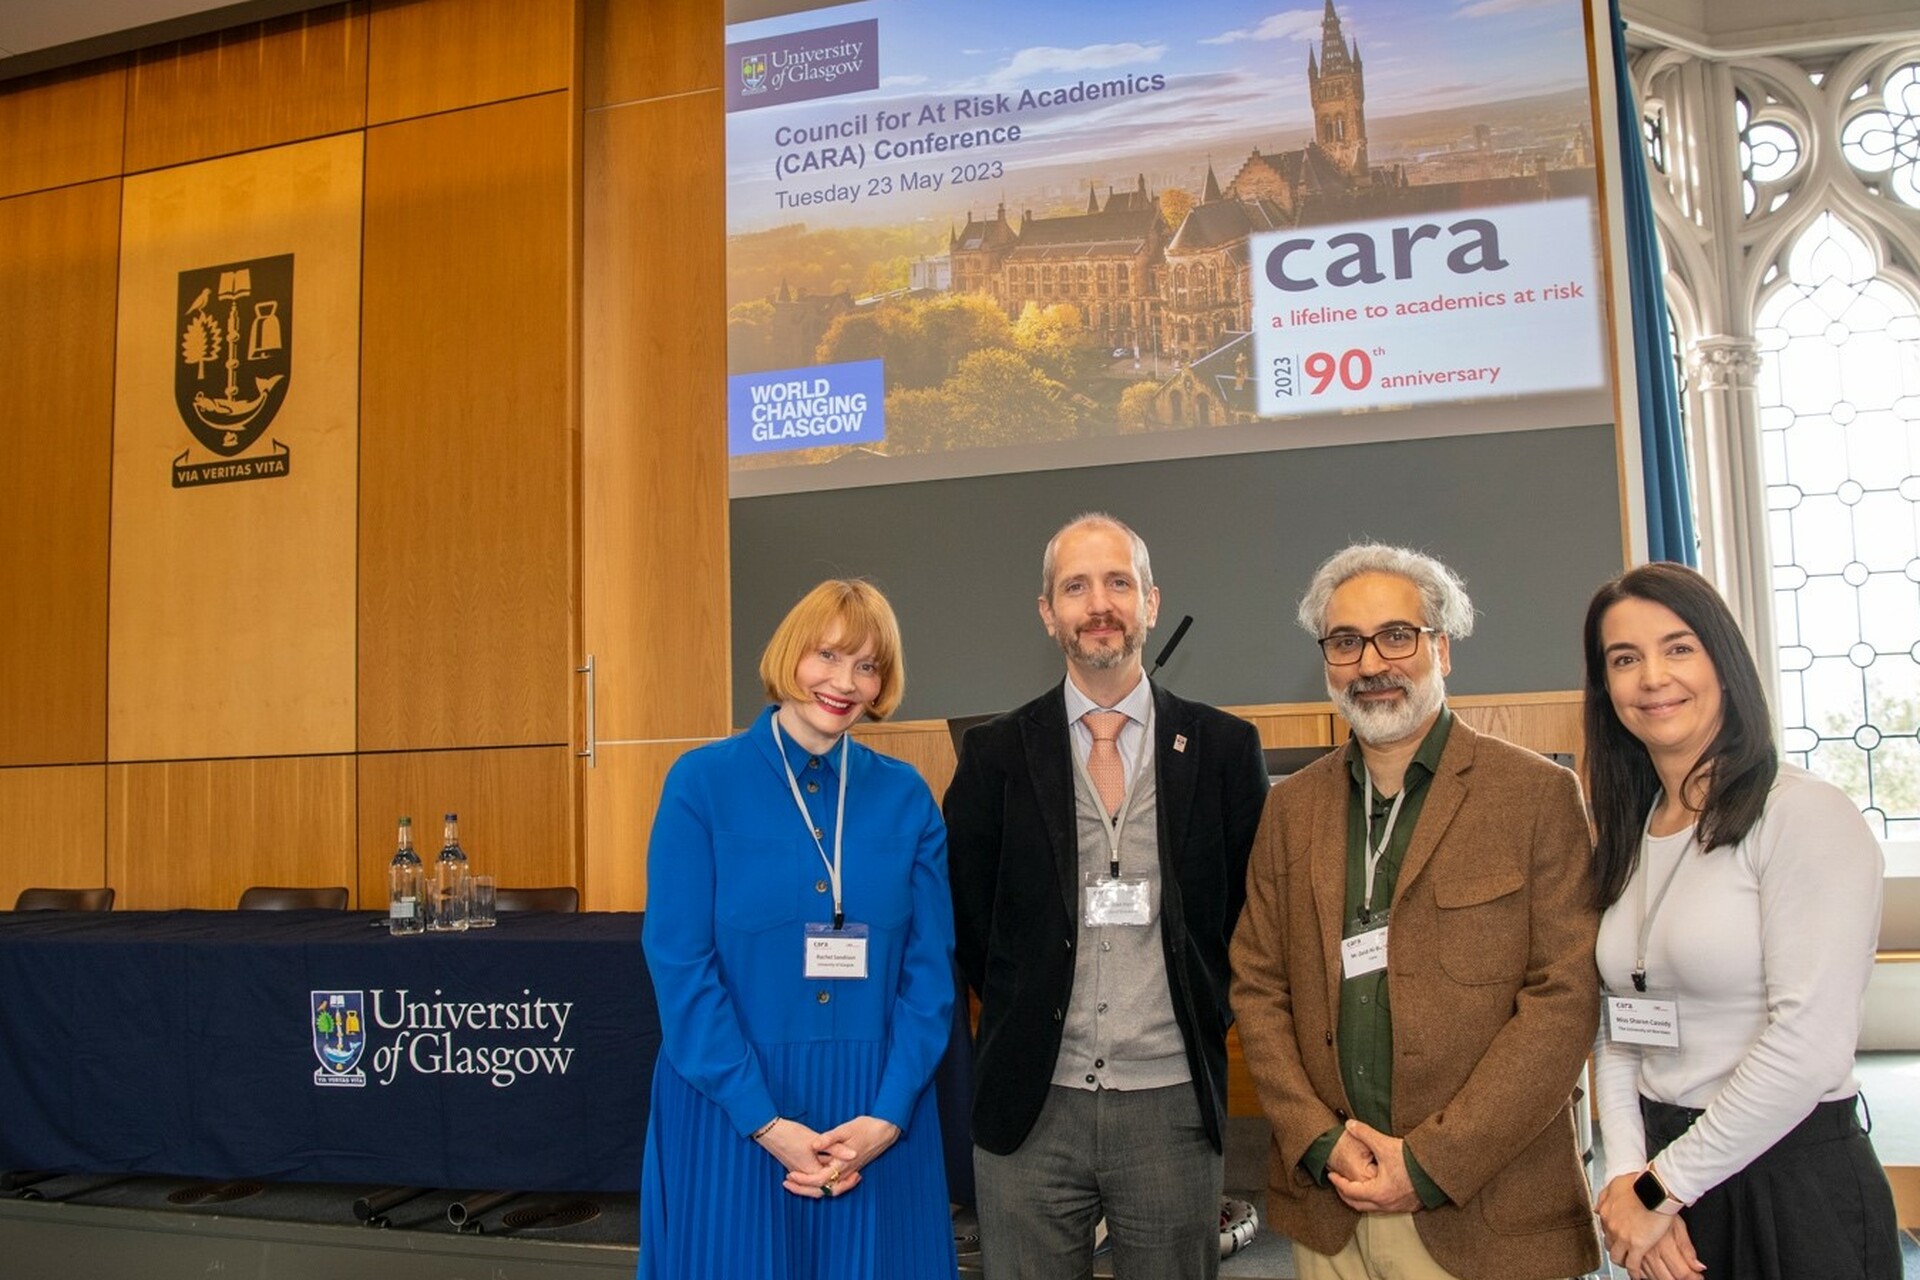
[944,680,1269,1155]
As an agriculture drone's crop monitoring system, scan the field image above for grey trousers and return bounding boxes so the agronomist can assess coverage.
[975,1083,1222,1280]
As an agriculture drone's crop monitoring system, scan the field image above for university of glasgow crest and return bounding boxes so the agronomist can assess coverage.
[174,254,293,487]
[740,52,768,93]
[312,990,368,1087]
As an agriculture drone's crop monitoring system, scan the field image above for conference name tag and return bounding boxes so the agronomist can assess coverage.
[804,922,869,979]
[1083,874,1152,927]
[1340,925,1389,979]
[1605,992,1682,1050]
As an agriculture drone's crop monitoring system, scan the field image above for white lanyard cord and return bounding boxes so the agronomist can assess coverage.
[1633,805,1693,993]
[773,717,850,930]
[1359,767,1407,925]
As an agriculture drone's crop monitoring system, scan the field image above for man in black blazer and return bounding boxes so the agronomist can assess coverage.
[946,513,1269,1279]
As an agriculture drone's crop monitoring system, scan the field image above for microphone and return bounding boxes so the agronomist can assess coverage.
[1149,615,1193,678]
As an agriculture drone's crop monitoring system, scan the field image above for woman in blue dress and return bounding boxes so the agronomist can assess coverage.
[640,578,959,1279]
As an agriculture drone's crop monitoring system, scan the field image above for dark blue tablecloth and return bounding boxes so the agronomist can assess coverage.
[0,909,657,1192]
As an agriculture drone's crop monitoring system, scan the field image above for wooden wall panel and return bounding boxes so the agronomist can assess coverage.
[854,719,960,803]
[354,747,574,907]
[1231,704,1338,751]
[367,0,574,124]
[123,4,367,174]
[359,92,573,752]
[584,740,708,910]
[107,755,356,909]
[0,181,119,766]
[1890,1164,1920,1228]
[585,0,719,109]
[1448,691,1585,770]
[0,62,126,199]
[583,91,729,745]
[109,134,364,763]
[0,767,107,908]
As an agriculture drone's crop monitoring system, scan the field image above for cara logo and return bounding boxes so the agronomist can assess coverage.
[312,990,368,1088]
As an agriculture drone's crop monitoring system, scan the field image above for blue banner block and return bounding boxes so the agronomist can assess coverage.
[729,359,886,457]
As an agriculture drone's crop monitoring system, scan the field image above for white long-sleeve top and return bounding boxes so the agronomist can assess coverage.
[1593,763,1884,1204]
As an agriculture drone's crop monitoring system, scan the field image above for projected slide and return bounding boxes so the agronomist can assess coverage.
[724,0,1610,496]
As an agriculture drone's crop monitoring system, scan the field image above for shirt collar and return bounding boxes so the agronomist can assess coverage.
[764,704,846,780]
[1063,671,1153,728]
[1345,705,1453,795]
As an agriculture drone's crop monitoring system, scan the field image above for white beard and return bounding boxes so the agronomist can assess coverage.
[1331,665,1447,747]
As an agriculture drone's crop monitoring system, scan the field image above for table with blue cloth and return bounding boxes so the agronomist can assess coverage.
[0,909,658,1192]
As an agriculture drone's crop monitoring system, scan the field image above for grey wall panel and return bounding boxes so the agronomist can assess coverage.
[730,424,1623,722]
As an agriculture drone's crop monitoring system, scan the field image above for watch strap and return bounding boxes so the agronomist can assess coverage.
[1634,1163,1684,1215]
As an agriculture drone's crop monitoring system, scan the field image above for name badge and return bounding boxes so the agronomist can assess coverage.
[1605,992,1682,1051]
[803,922,870,979]
[1083,874,1152,927]
[1340,925,1389,978]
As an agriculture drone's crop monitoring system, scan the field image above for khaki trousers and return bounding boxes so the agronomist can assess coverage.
[1293,1212,1464,1280]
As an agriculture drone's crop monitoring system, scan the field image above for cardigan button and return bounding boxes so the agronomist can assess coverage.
[815,880,828,893]
[817,990,830,1004]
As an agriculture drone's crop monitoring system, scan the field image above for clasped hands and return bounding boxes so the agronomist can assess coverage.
[1594,1172,1704,1280]
[755,1114,900,1200]
[1326,1119,1421,1214]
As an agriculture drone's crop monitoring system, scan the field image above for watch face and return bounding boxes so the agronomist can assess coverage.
[1633,1169,1665,1211]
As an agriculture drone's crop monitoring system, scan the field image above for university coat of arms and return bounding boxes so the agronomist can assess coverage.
[311,990,367,1087]
[174,254,294,487]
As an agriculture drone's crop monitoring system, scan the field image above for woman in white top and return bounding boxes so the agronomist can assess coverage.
[1583,562,1898,1280]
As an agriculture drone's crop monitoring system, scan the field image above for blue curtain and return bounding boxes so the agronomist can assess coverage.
[1609,0,1697,566]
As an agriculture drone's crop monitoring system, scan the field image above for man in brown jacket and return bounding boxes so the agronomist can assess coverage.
[1230,543,1600,1280]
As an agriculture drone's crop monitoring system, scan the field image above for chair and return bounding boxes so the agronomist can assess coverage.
[493,886,580,913]
[13,887,115,912]
[236,885,349,911]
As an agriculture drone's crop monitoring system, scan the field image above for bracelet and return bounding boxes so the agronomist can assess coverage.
[751,1115,781,1140]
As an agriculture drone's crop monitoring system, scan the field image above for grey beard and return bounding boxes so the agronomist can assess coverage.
[1332,668,1447,746]
[1062,619,1147,671]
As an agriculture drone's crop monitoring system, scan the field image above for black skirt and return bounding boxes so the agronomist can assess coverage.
[1641,1094,1902,1280]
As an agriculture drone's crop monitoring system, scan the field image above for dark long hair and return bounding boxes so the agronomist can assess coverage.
[1582,563,1778,909]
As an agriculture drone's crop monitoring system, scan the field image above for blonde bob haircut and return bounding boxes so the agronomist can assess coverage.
[759,578,906,720]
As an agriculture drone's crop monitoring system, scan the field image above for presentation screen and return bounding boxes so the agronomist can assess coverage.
[723,0,1612,498]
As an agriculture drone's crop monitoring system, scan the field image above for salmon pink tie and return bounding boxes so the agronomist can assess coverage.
[1083,710,1129,817]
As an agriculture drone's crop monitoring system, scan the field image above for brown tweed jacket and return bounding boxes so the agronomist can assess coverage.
[1230,717,1601,1280]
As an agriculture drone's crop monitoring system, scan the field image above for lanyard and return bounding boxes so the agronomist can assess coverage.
[1633,807,1693,992]
[1358,767,1407,926]
[772,717,850,930]
[1071,700,1155,878]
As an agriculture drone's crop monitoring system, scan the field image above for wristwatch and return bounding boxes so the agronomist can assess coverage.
[1632,1163,1684,1216]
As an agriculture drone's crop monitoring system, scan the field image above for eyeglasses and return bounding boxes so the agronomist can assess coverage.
[1316,626,1436,665]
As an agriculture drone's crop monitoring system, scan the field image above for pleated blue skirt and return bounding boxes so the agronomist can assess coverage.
[640,1039,958,1279]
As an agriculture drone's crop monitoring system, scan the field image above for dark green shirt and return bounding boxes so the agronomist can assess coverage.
[1302,707,1452,1208]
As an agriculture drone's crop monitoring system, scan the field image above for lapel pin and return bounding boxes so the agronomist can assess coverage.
[1173,734,1188,753]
